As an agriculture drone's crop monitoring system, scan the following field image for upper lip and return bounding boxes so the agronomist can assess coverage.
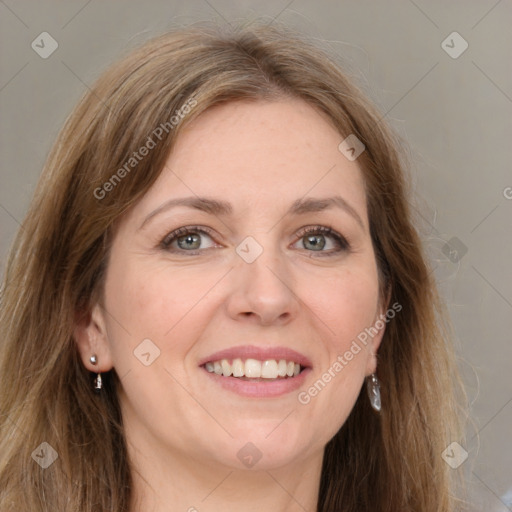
[198,345,312,368]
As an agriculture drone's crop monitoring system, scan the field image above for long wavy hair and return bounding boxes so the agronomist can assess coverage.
[0,20,465,511]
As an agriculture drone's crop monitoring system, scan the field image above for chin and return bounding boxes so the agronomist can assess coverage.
[212,423,313,470]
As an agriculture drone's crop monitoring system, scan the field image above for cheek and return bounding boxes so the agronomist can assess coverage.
[306,262,380,351]
[102,255,222,363]
[295,261,380,434]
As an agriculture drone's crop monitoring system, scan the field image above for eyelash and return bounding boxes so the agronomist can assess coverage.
[160,225,350,257]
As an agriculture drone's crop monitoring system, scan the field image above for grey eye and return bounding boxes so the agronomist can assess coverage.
[176,233,202,250]
[302,234,327,251]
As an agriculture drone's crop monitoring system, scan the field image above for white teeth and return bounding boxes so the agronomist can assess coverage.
[261,360,278,379]
[213,361,222,375]
[221,359,232,377]
[232,358,244,377]
[244,358,262,378]
[204,358,304,379]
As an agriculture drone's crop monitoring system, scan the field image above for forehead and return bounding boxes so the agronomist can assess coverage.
[132,98,368,224]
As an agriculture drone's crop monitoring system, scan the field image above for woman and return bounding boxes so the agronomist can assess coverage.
[0,21,465,511]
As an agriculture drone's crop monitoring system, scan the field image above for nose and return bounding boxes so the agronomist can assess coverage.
[225,242,299,326]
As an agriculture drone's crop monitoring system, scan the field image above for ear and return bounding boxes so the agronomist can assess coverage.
[365,286,392,376]
[73,303,114,372]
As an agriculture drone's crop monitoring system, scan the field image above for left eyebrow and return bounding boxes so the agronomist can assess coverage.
[288,195,365,229]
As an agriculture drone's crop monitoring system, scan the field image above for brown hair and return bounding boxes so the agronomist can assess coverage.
[0,20,465,511]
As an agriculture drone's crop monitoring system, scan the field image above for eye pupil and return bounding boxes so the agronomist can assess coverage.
[304,234,326,251]
[178,234,201,250]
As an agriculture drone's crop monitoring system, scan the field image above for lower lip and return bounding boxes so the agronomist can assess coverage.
[202,367,311,398]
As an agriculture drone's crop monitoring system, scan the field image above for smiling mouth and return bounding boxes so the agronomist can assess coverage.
[202,358,304,380]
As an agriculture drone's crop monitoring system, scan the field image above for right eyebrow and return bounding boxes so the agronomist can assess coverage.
[139,196,233,230]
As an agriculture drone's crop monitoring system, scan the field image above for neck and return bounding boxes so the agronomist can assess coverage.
[127,437,323,512]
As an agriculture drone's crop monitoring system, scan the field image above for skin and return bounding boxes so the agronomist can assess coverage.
[75,98,387,512]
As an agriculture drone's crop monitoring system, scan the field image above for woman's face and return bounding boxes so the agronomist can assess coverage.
[78,98,386,471]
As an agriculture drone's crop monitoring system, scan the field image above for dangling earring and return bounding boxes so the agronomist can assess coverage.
[366,373,381,412]
[90,355,102,392]
[94,373,103,392]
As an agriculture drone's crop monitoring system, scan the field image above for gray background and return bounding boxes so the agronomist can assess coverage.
[1,1,511,509]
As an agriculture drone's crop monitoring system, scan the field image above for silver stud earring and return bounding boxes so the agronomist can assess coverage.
[366,373,381,412]
[90,355,102,391]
